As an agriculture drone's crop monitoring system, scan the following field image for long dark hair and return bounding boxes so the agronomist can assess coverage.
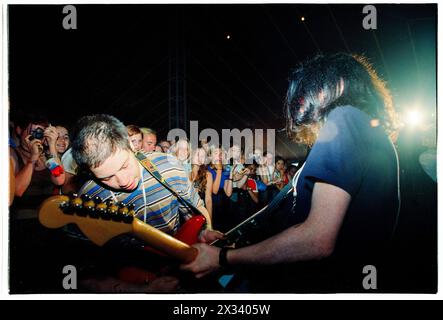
[284,53,399,145]
[193,164,208,194]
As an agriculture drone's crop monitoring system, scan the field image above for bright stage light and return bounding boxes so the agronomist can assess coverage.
[405,110,423,127]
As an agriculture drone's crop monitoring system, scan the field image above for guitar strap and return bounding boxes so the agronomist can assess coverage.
[135,152,203,217]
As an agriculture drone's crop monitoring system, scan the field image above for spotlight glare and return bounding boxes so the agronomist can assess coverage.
[370,119,380,127]
[405,110,423,127]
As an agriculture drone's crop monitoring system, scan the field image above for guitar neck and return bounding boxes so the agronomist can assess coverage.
[132,219,198,263]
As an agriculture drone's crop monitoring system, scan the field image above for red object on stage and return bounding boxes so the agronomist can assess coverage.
[117,267,158,284]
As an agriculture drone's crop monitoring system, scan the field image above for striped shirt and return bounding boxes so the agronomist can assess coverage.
[78,151,203,235]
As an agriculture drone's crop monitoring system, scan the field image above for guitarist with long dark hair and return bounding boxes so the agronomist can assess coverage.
[181,53,401,292]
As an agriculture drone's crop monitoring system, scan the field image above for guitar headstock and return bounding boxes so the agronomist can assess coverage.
[39,194,136,246]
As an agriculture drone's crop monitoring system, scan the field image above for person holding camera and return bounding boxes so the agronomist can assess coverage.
[231,158,260,226]
[10,114,65,217]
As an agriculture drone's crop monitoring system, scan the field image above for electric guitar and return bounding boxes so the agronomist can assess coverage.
[39,183,294,260]
[39,185,294,289]
[38,194,205,263]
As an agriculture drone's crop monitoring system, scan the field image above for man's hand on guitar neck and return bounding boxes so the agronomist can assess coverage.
[180,243,221,278]
[198,229,225,244]
[181,228,226,278]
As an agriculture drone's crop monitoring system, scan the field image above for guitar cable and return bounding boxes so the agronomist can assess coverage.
[390,138,402,241]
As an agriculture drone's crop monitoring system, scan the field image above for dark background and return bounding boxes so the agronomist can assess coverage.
[8,4,436,135]
[8,4,437,293]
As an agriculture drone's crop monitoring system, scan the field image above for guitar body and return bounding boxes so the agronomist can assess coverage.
[175,215,206,245]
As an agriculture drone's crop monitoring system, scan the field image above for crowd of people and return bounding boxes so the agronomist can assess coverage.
[8,111,298,293]
[9,113,296,231]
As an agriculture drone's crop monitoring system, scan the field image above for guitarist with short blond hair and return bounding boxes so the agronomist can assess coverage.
[59,114,223,292]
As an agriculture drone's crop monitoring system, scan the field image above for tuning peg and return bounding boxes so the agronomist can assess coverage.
[95,201,107,214]
[111,212,123,222]
[128,205,136,215]
[59,197,73,215]
[110,203,126,222]
[122,209,135,224]
[118,203,129,215]
[78,195,95,217]
[81,194,92,201]
[88,197,104,219]
[104,201,121,221]
[100,199,113,220]
[83,199,95,211]
[93,196,103,204]
[88,204,100,219]
[123,204,136,223]
[107,202,118,214]
[59,199,69,208]
[70,193,83,212]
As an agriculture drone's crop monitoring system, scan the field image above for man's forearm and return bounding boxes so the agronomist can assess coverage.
[250,181,349,264]
[228,223,328,265]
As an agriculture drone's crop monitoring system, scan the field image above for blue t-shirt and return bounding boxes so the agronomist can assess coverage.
[207,166,231,204]
[292,106,399,258]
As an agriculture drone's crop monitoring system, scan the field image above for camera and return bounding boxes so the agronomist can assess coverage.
[30,127,45,141]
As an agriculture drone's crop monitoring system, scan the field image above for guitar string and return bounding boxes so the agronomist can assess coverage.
[291,162,306,213]
[390,137,401,239]
[140,163,148,224]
